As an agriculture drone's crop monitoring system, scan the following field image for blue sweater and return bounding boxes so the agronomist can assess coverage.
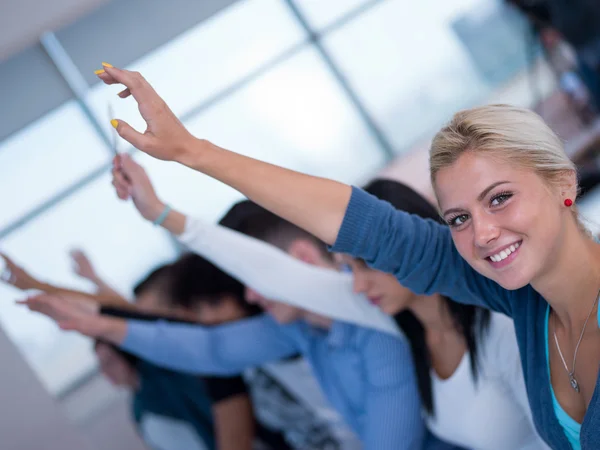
[331,187,600,450]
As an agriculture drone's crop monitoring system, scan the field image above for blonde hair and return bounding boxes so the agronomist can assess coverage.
[430,104,585,229]
[430,104,575,186]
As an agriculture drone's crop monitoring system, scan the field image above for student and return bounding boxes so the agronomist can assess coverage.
[92,65,600,449]
[105,157,544,449]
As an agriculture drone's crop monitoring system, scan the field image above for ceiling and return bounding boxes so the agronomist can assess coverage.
[0,0,111,62]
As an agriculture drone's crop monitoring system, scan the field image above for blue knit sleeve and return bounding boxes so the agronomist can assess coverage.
[331,187,513,315]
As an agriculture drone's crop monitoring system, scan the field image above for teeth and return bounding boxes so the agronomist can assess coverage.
[489,243,520,262]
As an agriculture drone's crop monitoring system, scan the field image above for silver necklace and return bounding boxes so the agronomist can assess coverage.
[553,288,600,393]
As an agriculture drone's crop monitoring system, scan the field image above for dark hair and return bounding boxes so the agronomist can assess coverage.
[133,254,260,317]
[133,264,172,298]
[168,252,261,316]
[363,179,491,415]
[220,200,332,260]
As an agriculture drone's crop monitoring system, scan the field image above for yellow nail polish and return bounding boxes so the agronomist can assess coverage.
[110,119,119,129]
[102,62,113,68]
[94,69,105,75]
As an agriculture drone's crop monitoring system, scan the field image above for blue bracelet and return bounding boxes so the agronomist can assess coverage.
[153,205,172,226]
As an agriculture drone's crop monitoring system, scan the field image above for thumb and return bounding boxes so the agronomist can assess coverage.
[111,119,152,153]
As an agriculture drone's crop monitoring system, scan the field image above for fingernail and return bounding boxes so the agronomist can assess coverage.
[94,69,105,75]
[110,119,119,129]
[102,62,113,68]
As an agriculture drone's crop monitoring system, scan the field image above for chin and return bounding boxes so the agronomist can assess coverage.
[492,271,531,291]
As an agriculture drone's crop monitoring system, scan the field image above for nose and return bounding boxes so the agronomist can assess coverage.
[472,212,500,248]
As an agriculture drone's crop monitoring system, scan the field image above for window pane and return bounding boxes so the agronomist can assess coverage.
[0,101,110,230]
[138,46,387,219]
[293,0,373,30]
[0,172,178,394]
[86,0,307,142]
[323,0,511,154]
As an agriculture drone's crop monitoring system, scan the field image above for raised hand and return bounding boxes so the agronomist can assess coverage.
[18,292,108,338]
[96,63,200,162]
[0,253,43,291]
[69,249,98,281]
[112,154,165,221]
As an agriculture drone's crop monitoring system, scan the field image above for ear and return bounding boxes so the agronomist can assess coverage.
[559,169,578,201]
[288,239,326,266]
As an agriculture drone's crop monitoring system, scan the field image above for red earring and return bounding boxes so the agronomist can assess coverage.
[564,198,573,207]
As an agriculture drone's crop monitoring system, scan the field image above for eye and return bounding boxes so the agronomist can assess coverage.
[490,191,513,207]
[447,214,469,228]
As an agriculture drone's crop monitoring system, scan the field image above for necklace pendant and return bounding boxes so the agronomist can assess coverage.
[569,375,580,393]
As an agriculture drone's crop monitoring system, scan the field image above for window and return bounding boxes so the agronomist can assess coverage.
[323,0,498,154]
[0,101,109,230]
[293,0,374,30]
[86,0,308,144]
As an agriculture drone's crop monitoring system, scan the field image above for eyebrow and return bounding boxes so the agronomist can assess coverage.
[442,181,511,217]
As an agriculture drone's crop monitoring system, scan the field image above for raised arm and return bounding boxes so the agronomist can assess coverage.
[99,65,349,245]
[97,64,510,313]
[21,293,298,376]
[69,249,128,301]
[110,154,398,336]
[1,253,129,307]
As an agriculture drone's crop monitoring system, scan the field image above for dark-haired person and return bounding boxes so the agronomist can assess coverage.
[104,157,544,448]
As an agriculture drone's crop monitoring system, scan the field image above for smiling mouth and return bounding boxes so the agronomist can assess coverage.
[486,241,522,268]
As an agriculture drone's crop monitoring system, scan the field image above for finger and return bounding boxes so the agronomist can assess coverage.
[120,153,145,178]
[117,88,131,99]
[112,167,130,188]
[0,253,16,269]
[111,180,130,200]
[111,119,154,153]
[103,67,159,106]
[95,71,120,86]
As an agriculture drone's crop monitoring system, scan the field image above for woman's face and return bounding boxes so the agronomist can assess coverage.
[435,152,575,290]
[337,254,417,315]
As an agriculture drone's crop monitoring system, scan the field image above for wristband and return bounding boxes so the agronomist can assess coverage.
[153,205,172,226]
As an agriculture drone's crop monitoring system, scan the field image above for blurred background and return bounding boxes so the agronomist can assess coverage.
[1,0,600,448]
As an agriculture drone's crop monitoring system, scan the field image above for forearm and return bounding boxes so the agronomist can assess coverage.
[90,278,129,303]
[212,395,255,450]
[118,315,297,375]
[177,140,351,245]
[179,217,399,336]
[38,282,129,307]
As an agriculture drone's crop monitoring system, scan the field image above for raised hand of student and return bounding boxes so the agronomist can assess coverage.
[69,249,98,282]
[96,63,199,162]
[0,253,44,291]
[97,63,351,245]
[18,292,99,321]
[17,292,118,339]
[112,154,165,221]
